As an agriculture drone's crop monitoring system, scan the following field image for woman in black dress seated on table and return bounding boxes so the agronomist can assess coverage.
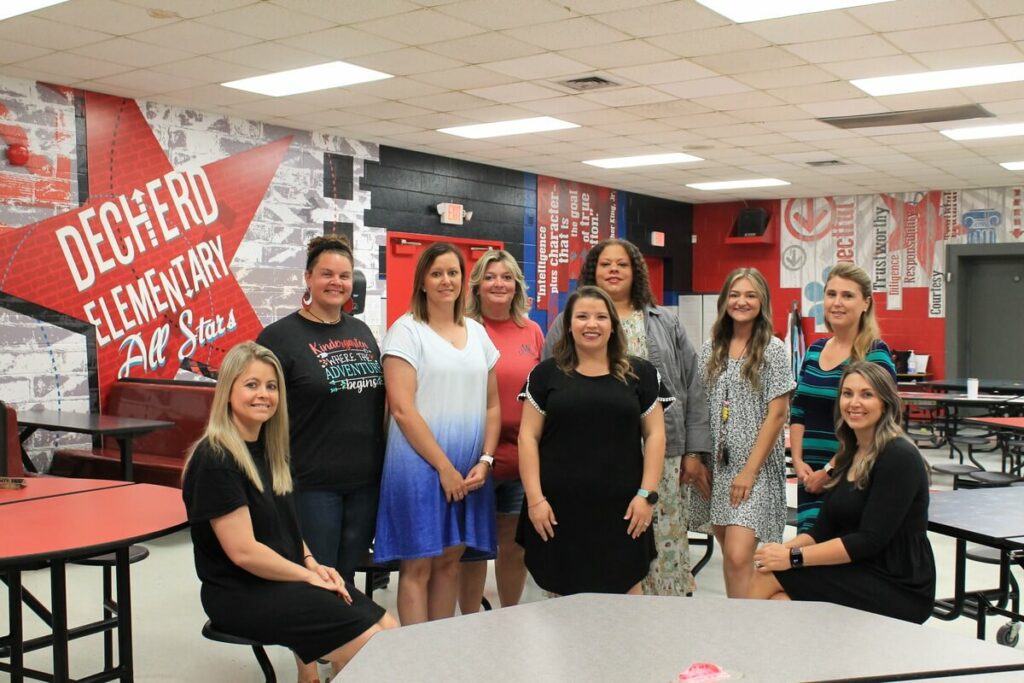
[518,286,670,595]
[182,342,396,682]
[748,361,936,624]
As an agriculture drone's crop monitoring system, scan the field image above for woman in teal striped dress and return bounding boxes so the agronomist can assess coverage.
[790,264,896,533]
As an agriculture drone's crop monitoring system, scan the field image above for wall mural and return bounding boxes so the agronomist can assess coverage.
[779,187,1024,331]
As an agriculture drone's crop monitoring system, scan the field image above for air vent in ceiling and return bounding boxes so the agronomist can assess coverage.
[819,104,993,129]
[806,160,844,167]
[555,75,621,92]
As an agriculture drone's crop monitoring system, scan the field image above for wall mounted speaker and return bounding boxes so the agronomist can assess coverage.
[735,208,769,237]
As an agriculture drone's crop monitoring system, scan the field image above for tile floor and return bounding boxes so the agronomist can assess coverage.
[2,443,1019,681]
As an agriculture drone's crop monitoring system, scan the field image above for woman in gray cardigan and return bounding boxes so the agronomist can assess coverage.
[542,239,713,596]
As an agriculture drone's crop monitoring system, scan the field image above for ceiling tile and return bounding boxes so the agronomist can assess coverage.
[132,21,260,53]
[212,43,328,71]
[606,59,717,86]
[692,47,806,75]
[0,16,112,50]
[70,38,193,69]
[402,91,499,111]
[198,3,335,40]
[344,101,437,120]
[465,81,566,102]
[618,100,714,119]
[17,52,130,81]
[481,53,591,80]
[994,15,1024,40]
[502,17,631,50]
[516,96,607,114]
[820,55,926,80]
[578,86,676,107]
[351,77,446,100]
[797,98,888,118]
[42,0,175,35]
[783,35,901,64]
[436,0,571,29]
[655,77,751,99]
[119,0,259,20]
[423,33,545,63]
[559,40,676,69]
[86,68,205,94]
[276,0,420,24]
[848,0,984,31]
[355,47,464,76]
[730,105,813,122]
[884,20,1006,53]
[645,26,771,58]
[733,66,838,90]
[742,12,873,44]
[592,2,728,39]
[692,90,786,111]
[156,83,264,106]
[660,112,741,129]
[150,56,256,82]
[913,43,1024,70]
[354,9,486,44]
[409,65,518,89]
[767,81,875,105]
[276,27,406,60]
[0,41,52,65]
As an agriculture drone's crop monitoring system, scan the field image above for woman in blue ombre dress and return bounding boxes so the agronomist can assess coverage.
[375,242,500,625]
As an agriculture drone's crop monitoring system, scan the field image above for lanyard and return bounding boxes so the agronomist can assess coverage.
[718,382,731,465]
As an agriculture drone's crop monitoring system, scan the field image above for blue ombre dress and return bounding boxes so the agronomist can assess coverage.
[374,314,499,562]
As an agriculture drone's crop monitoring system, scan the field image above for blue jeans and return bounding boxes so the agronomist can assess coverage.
[294,484,379,584]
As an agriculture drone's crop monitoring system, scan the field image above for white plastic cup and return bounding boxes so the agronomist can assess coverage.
[966,378,980,399]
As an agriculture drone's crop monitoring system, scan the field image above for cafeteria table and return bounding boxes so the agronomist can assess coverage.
[924,379,1024,395]
[928,487,1024,644]
[964,416,1024,474]
[335,594,1024,683]
[1,478,187,682]
[15,410,174,481]
[899,391,1023,461]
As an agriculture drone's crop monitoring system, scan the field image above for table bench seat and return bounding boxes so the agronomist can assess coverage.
[49,448,185,487]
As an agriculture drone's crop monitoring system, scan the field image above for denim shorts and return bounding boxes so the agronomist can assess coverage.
[493,478,525,515]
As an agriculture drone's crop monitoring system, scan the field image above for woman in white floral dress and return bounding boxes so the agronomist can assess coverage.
[699,268,794,598]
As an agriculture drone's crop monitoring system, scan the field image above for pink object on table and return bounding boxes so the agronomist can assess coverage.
[678,662,730,681]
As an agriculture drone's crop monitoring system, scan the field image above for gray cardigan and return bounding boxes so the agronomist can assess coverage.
[542,304,713,458]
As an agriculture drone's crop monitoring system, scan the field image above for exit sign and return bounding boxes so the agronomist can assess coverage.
[439,202,465,225]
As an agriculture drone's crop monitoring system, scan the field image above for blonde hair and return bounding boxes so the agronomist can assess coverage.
[410,242,466,325]
[552,286,635,384]
[466,249,530,326]
[828,361,905,491]
[705,267,774,391]
[825,263,881,361]
[184,341,293,495]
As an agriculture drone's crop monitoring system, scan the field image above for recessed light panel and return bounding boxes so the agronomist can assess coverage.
[0,0,67,21]
[941,123,1024,141]
[1000,161,1024,171]
[687,178,790,191]
[222,61,392,97]
[852,62,1024,96]
[583,153,703,169]
[695,0,893,23]
[438,117,578,139]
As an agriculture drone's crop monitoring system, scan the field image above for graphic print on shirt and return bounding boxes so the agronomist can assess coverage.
[309,338,383,394]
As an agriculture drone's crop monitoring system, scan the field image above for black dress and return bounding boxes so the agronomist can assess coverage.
[182,438,385,663]
[517,357,674,595]
[775,437,936,624]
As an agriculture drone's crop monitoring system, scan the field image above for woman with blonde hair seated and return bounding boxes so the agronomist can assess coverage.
[182,341,396,682]
[748,361,935,624]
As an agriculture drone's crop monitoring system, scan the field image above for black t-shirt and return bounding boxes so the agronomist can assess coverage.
[182,438,304,591]
[257,311,385,490]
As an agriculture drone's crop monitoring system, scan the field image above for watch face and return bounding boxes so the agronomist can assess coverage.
[646,491,659,505]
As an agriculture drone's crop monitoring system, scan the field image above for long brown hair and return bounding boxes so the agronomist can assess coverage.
[825,263,881,361]
[184,342,292,495]
[705,267,774,391]
[552,286,634,383]
[828,361,905,491]
[466,249,530,326]
[579,238,656,310]
[410,242,466,325]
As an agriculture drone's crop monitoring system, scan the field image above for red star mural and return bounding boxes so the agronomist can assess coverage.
[0,92,291,404]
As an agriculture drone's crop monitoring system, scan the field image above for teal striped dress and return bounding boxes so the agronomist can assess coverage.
[791,338,896,532]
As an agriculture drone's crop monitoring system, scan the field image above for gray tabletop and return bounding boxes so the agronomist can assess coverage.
[335,594,1024,683]
[929,487,1024,545]
[16,410,175,436]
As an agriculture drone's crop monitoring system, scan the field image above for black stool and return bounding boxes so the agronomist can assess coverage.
[930,463,981,490]
[949,434,994,468]
[71,544,150,670]
[965,545,1021,647]
[966,471,1022,487]
[202,620,277,683]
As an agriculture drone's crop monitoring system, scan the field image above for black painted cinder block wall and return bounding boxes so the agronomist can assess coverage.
[624,192,695,295]
[362,147,531,265]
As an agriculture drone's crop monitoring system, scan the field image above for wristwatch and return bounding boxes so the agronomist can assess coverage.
[636,488,659,505]
[790,547,804,568]
[479,453,495,467]
[823,463,836,477]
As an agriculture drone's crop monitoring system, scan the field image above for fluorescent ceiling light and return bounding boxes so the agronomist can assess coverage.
[941,123,1024,141]
[852,62,1024,96]
[583,152,703,169]
[695,0,892,23]
[1,0,68,20]
[438,117,578,139]
[1000,161,1024,171]
[222,61,391,97]
[687,178,790,191]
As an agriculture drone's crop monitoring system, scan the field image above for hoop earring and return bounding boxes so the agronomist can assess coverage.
[301,287,312,308]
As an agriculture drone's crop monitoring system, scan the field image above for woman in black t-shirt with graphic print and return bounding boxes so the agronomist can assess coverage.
[257,235,385,587]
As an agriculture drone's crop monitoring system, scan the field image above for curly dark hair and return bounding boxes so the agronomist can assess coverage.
[579,239,656,310]
[306,234,353,272]
[551,286,635,384]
